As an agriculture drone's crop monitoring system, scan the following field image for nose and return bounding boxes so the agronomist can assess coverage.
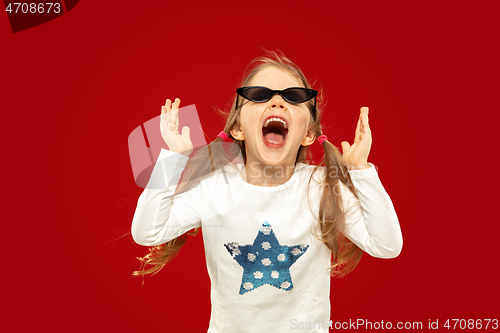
[269,94,286,109]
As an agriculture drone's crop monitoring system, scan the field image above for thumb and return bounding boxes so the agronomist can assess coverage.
[181,126,190,139]
[341,141,350,152]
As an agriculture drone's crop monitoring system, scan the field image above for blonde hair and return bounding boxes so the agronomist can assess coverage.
[133,49,363,279]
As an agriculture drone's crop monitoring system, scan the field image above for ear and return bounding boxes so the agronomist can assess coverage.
[230,124,245,141]
[301,128,316,146]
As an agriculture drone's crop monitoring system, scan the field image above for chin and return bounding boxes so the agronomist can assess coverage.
[257,147,299,167]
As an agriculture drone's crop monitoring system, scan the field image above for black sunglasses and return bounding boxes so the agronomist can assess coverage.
[236,86,318,120]
[237,86,317,103]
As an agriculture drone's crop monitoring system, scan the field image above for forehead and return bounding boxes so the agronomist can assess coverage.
[249,66,303,89]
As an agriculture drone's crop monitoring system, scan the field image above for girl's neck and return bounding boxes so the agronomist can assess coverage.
[241,158,297,187]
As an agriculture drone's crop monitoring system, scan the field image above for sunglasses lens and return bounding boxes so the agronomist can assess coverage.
[283,88,311,103]
[243,87,272,102]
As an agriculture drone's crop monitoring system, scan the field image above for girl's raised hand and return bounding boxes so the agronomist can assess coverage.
[340,107,372,170]
[160,98,193,157]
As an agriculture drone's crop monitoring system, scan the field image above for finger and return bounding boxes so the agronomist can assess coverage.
[360,107,367,132]
[170,99,179,132]
[354,117,361,143]
[176,98,181,128]
[362,106,369,120]
[160,106,165,126]
[360,107,371,134]
[172,98,180,129]
[181,126,190,139]
[165,99,172,125]
[356,107,369,139]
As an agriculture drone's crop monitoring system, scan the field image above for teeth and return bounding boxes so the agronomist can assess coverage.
[263,117,288,129]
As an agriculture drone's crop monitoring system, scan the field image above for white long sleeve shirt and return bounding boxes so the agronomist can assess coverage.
[132,148,403,333]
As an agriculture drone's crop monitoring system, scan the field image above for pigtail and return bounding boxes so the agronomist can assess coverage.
[132,229,197,279]
[133,128,243,279]
[312,138,364,277]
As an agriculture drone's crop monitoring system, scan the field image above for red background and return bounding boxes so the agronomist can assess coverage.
[2,0,498,331]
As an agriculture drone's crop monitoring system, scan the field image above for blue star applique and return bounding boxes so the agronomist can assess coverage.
[224,221,309,295]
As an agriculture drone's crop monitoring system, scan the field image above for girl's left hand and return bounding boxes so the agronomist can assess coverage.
[341,107,372,170]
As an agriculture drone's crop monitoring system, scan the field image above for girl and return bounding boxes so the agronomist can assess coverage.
[131,51,402,333]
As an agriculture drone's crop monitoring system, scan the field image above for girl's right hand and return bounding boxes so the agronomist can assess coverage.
[160,98,193,157]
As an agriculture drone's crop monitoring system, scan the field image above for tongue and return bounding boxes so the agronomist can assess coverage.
[264,132,284,144]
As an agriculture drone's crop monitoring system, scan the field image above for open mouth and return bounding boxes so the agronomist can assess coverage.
[262,117,288,149]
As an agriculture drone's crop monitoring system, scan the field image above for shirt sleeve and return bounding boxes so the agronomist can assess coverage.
[131,148,203,246]
[340,163,403,258]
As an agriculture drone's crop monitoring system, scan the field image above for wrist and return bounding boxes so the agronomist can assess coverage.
[170,148,192,158]
[347,163,371,170]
